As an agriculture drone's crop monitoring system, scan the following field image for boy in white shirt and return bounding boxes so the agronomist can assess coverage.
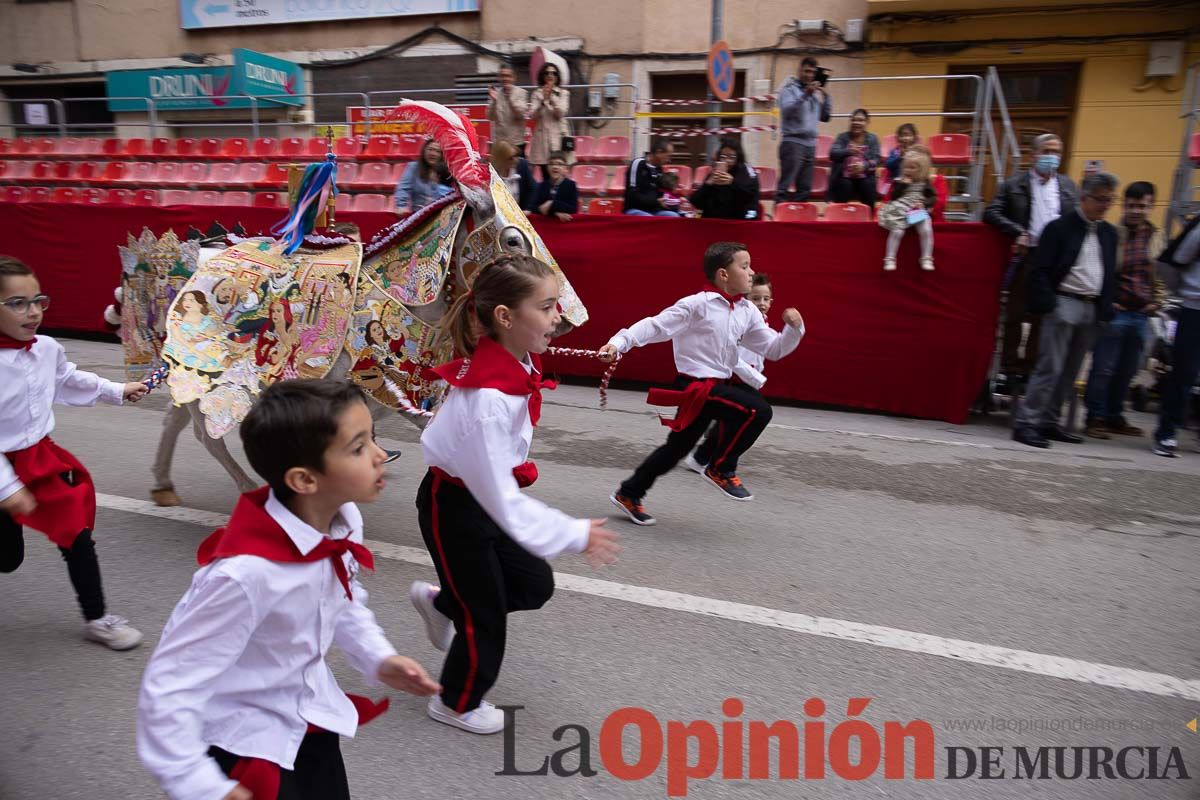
[0,255,147,650]
[600,243,805,523]
[138,378,440,800]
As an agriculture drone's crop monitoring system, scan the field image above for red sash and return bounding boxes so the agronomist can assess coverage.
[431,460,539,490]
[197,487,389,796]
[4,437,94,548]
[432,335,556,426]
[647,378,719,432]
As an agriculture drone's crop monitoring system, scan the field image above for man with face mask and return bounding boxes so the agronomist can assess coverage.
[985,134,1079,388]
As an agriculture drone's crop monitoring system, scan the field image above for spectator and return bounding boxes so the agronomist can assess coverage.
[905,143,948,222]
[776,56,831,202]
[829,108,881,207]
[690,138,760,220]
[658,173,685,214]
[490,140,536,211]
[1012,172,1119,449]
[393,138,452,215]
[1152,215,1200,457]
[527,63,572,180]
[885,122,918,180]
[984,133,1079,387]
[486,64,529,156]
[624,140,679,217]
[1082,181,1165,439]
[529,152,578,222]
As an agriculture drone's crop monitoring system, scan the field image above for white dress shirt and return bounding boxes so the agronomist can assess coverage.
[0,335,124,501]
[420,357,590,560]
[137,494,398,800]
[733,345,768,389]
[607,290,805,380]
[1058,208,1105,297]
[1028,171,1061,246]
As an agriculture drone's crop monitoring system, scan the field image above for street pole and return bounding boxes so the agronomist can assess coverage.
[707,0,723,162]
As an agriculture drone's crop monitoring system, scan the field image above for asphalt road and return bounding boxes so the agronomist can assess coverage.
[1,338,1197,799]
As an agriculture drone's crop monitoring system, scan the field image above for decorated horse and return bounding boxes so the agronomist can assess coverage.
[108,101,589,506]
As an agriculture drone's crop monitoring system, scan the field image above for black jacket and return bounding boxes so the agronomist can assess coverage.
[690,165,759,219]
[1028,210,1118,321]
[623,156,664,213]
[984,171,1078,239]
[530,177,579,215]
[515,158,537,211]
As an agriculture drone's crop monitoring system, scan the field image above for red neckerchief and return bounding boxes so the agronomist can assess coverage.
[197,486,375,601]
[432,335,557,426]
[700,282,742,309]
[0,333,34,351]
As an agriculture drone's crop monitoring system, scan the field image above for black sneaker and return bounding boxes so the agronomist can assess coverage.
[610,492,656,526]
[702,468,754,501]
[1152,438,1178,458]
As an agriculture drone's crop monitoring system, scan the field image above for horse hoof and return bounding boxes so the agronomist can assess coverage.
[151,488,181,507]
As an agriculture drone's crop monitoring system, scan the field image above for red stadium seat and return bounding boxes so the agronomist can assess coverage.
[32,138,56,155]
[350,162,394,190]
[256,163,290,189]
[149,137,173,158]
[586,198,623,215]
[251,137,280,159]
[351,193,390,212]
[815,134,833,164]
[571,165,607,195]
[27,186,52,202]
[1,186,28,203]
[198,138,223,158]
[221,137,250,160]
[193,190,223,206]
[75,138,103,158]
[73,161,104,184]
[594,136,630,163]
[234,162,268,186]
[572,135,595,161]
[221,191,252,206]
[0,140,11,156]
[153,162,185,185]
[663,165,692,189]
[304,137,329,158]
[360,135,398,161]
[607,166,627,196]
[253,191,286,208]
[162,189,193,205]
[118,162,157,187]
[773,202,819,222]
[278,137,306,159]
[881,134,899,155]
[928,133,971,165]
[337,162,360,185]
[206,162,240,186]
[810,166,830,198]
[12,138,41,156]
[823,202,871,222]
[97,162,127,185]
[45,161,75,185]
[692,166,712,188]
[28,161,56,182]
[51,187,82,203]
[131,189,159,206]
[171,138,199,158]
[0,161,12,182]
[100,138,122,157]
[5,160,33,182]
[396,135,423,160]
[175,162,210,186]
[123,138,149,158]
[104,188,134,205]
[79,188,106,204]
[755,166,778,198]
[334,137,362,159]
[55,138,84,158]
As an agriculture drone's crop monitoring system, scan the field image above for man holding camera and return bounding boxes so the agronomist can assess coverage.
[487,64,529,156]
[776,57,832,202]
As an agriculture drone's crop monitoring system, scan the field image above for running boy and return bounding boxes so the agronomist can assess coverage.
[138,379,440,800]
[0,255,146,649]
[600,243,805,523]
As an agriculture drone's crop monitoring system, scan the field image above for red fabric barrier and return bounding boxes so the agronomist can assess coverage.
[0,204,1006,423]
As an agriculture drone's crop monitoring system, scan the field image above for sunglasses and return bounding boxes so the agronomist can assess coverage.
[1,294,51,315]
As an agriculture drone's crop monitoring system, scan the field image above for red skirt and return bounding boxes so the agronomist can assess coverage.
[4,437,95,548]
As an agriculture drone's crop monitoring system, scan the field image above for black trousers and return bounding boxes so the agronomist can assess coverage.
[694,383,766,466]
[0,512,106,621]
[620,376,773,500]
[209,732,349,800]
[829,175,877,206]
[416,470,555,713]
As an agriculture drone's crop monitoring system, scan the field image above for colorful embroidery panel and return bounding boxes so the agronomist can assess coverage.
[362,201,465,309]
[116,229,200,380]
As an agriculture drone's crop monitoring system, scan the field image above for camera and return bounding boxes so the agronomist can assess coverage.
[814,66,831,87]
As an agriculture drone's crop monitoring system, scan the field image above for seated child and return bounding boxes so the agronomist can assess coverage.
[878,150,937,272]
[138,378,439,800]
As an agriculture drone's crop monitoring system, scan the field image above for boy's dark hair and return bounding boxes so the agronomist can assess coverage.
[650,139,672,155]
[752,272,771,289]
[0,255,34,284]
[896,122,917,139]
[702,241,748,281]
[240,379,367,502]
[801,56,819,69]
[1124,181,1156,201]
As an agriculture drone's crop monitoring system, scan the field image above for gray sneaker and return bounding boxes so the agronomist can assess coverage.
[83,614,143,650]
[1152,438,1178,458]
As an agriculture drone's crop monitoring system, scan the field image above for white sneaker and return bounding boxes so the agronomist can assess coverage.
[83,614,143,651]
[427,695,506,735]
[883,257,897,272]
[920,257,936,271]
[681,452,707,474]
[409,581,454,651]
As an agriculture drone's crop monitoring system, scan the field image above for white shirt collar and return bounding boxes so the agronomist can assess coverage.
[264,490,358,555]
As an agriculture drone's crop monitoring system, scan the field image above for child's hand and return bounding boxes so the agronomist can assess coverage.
[123,382,149,403]
[222,786,253,800]
[782,308,804,329]
[378,655,441,696]
[0,487,36,517]
[597,343,619,362]
[584,519,621,568]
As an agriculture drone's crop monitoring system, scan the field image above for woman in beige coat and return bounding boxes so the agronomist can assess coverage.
[527,63,573,179]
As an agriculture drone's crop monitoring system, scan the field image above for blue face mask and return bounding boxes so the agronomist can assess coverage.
[1034,154,1060,176]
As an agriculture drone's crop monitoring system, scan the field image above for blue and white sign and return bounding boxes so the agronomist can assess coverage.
[181,0,479,30]
[232,49,304,106]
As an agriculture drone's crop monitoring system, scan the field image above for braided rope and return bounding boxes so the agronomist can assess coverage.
[546,347,622,410]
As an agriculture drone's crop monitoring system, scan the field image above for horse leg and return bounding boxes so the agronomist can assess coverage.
[150,404,192,506]
[186,402,259,493]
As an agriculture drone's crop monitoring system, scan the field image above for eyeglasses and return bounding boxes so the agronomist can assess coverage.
[1085,194,1115,205]
[1,295,50,315]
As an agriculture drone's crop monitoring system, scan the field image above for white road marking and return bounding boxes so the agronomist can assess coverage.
[97,492,1200,702]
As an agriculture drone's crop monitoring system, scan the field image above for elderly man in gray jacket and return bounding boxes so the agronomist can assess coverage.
[776,57,831,202]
